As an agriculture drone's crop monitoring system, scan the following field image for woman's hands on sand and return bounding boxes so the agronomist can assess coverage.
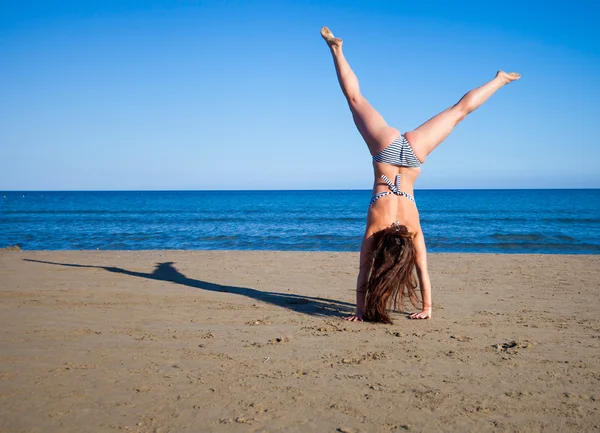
[410,308,432,320]
[345,309,432,321]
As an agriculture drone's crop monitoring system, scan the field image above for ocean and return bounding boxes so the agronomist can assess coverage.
[1,190,599,253]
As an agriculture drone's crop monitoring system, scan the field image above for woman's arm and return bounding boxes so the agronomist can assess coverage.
[353,260,371,320]
[411,230,432,319]
[345,234,375,322]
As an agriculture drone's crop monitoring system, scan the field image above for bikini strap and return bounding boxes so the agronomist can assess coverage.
[380,174,402,194]
[373,173,415,206]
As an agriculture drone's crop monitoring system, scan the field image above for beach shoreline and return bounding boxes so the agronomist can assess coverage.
[1,250,599,432]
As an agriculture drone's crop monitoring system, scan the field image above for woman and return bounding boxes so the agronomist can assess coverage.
[320,27,520,323]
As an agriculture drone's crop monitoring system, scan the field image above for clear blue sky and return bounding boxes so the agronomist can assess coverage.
[1,0,598,190]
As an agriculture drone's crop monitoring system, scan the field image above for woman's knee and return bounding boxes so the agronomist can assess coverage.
[452,104,469,124]
[347,94,366,110]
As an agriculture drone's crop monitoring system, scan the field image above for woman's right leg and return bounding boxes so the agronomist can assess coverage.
[321,27,392,321]
[321,27,400,155]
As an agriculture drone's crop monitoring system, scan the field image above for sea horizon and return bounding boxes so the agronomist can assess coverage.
[2,189,599,254]
[3,187,600,192]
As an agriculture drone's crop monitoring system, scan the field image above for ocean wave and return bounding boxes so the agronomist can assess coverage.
[420,215,600,224]
[490,233,545,241]
[552,218,600,224]
[427,242,600,254]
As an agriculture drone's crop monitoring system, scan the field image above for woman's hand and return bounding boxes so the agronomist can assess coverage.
[409,308,432,320]
[413,231,432,321]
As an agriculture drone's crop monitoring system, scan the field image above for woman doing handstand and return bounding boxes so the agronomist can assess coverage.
[321,27,520,323]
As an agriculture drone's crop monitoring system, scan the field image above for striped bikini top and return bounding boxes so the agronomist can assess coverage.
[372,135,422,168]
[370,174,416,206]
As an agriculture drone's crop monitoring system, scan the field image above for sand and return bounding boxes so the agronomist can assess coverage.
[0,250,599,432]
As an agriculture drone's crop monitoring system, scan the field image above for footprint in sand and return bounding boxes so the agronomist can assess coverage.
[451,335,472,342]
[493,340,533,352]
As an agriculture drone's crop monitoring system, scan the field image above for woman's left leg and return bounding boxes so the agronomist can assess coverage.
[405,71,520,162]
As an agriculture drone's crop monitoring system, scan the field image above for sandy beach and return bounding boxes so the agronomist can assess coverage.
[0,250,599,432]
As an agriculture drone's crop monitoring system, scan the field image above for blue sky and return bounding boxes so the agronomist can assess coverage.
[1,0,598,190]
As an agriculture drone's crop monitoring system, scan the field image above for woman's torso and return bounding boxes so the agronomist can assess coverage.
[366,159,422,237]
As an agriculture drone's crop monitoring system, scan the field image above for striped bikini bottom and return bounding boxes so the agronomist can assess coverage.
[372,134,422,168]
[369,174,416,206]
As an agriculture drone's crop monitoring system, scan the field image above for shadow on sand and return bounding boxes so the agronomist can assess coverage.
[24,259,354,318]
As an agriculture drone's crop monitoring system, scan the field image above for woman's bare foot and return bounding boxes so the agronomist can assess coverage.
[497,71,521,84]
[321,26,342,48]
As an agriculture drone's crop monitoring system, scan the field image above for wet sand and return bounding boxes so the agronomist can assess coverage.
[0,250,599,432]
